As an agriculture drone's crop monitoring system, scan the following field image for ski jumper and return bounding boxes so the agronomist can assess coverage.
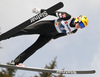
[3,10,78,64]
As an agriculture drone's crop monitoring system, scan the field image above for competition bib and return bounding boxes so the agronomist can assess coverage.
[54,17,76,34]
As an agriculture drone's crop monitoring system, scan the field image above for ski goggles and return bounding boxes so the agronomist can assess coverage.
[79,22,85,28]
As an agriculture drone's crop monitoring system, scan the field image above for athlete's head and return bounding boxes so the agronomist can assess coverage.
[75,15,88,29]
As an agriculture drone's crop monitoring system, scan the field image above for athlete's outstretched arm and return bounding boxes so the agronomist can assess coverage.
[32,8,71,20]
[41,9,71,20]
[50,11,71,20]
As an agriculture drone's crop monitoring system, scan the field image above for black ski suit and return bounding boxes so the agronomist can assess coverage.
[3,10,78,64]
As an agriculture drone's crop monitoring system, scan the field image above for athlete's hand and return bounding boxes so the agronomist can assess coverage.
[32,8,41,14]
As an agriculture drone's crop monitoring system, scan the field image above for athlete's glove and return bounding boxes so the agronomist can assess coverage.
[32,8,41,14]
[56,12,62,18]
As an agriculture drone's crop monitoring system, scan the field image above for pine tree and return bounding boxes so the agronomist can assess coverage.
[0,58,65,77]
[34,57,65,77]
[0,63,16,77]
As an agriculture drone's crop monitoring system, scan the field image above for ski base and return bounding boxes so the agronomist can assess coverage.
[0,63,95,74]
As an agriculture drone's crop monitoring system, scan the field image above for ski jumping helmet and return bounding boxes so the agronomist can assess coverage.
[75,15,88,28]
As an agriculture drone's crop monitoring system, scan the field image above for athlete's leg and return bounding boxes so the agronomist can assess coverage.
[14,34,52,64]
[2,20,57,41]
[1,29,34,41]
[23,20,57,34]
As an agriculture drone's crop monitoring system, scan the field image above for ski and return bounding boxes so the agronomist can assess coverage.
[0,63,95,74]
[0,2,64,41]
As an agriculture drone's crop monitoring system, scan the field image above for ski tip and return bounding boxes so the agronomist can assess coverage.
[47,2,64,15]
[57,2,64,7]
[93,70,96,73]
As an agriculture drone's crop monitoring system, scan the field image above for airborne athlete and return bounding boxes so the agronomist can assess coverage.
[1,8,88,67]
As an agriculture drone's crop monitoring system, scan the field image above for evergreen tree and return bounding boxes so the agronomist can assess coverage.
[0,58,65,77]
[0,63,16,77]
[34,57,65,77]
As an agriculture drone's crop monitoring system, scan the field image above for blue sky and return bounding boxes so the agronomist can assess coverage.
[0,0,100,77]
